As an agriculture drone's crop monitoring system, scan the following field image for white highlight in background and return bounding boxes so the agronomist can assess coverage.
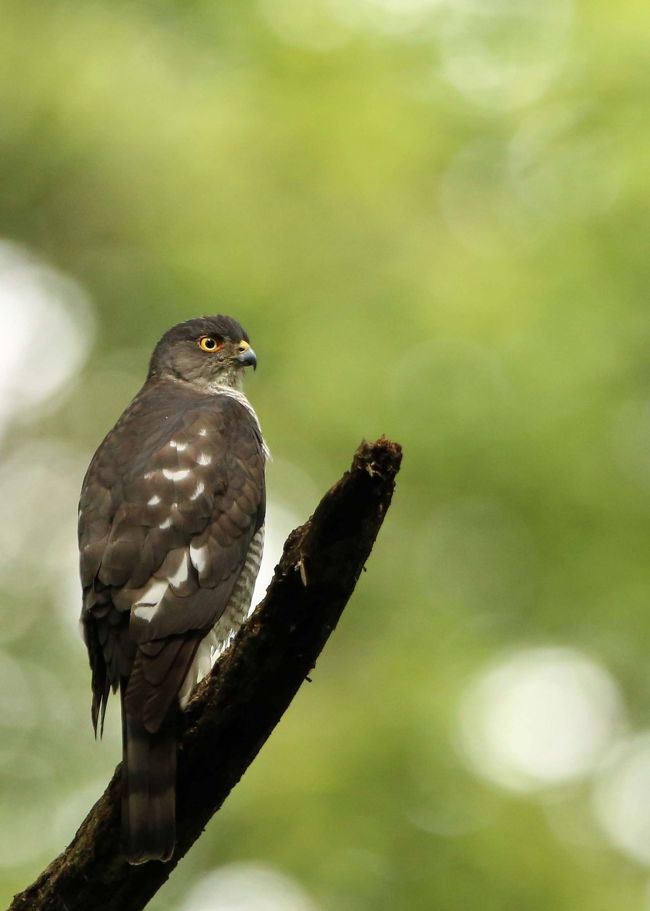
[456,647,624,792]
[439,0,574,111]
[180,862,319,911]
[0,241,94,439]
[252,500,301,609]
[593,735,650,867]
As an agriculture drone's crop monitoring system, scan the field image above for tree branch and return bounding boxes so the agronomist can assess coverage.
[9,437,402,911]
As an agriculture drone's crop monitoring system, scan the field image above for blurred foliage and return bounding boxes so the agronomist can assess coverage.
[1,0,650,908]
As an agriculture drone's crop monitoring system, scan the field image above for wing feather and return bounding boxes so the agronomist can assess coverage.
[79,379,266,732]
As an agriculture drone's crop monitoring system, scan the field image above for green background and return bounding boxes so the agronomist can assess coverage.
[1,0,649,908]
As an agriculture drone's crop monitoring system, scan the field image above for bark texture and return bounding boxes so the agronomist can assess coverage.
[9,437,402,911]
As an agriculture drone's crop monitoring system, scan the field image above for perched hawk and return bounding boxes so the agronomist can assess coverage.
[78,316,267,864]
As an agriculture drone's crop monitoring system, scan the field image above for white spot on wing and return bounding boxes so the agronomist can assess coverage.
[190,543,209,575]
[159,517,173,529]
[168,551,189,587]
[169,439,188,451]
[197,452,212,466]
[190,481,206,501]
[163,468,191,481]
[147,494,161,506]
[198,428,209,437]
[136,578,168,606]
[133,604,157,622]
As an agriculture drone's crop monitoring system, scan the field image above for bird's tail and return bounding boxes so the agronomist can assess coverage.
[121,706,177,864]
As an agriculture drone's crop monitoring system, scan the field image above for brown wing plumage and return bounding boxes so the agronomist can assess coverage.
[79,377,265,862]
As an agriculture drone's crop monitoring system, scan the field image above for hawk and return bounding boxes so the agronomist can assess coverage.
[78,315,267,864]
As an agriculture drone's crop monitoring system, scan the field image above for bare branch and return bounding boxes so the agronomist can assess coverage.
[9,437,402,911]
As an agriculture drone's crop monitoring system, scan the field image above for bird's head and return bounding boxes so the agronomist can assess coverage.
[148,315,257,391]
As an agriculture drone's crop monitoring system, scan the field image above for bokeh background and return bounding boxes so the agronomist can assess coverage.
[1,0,649,908]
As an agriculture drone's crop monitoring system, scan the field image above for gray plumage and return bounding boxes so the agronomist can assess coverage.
[79,316,267,864]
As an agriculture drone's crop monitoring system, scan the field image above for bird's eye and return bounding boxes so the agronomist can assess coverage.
[198,335,223,352]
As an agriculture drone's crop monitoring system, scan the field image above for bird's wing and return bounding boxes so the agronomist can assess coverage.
[79,379,266,733]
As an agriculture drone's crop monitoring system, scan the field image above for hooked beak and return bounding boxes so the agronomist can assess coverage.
[236,342,257,370]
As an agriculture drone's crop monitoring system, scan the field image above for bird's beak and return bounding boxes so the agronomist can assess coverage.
[236,342,257,370]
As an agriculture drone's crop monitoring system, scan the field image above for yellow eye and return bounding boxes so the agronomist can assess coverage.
[198,335,223,352]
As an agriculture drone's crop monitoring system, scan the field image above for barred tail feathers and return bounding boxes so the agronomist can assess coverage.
[122,709,176,864]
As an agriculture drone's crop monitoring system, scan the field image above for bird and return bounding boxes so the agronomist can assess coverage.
[78,315,267,864]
